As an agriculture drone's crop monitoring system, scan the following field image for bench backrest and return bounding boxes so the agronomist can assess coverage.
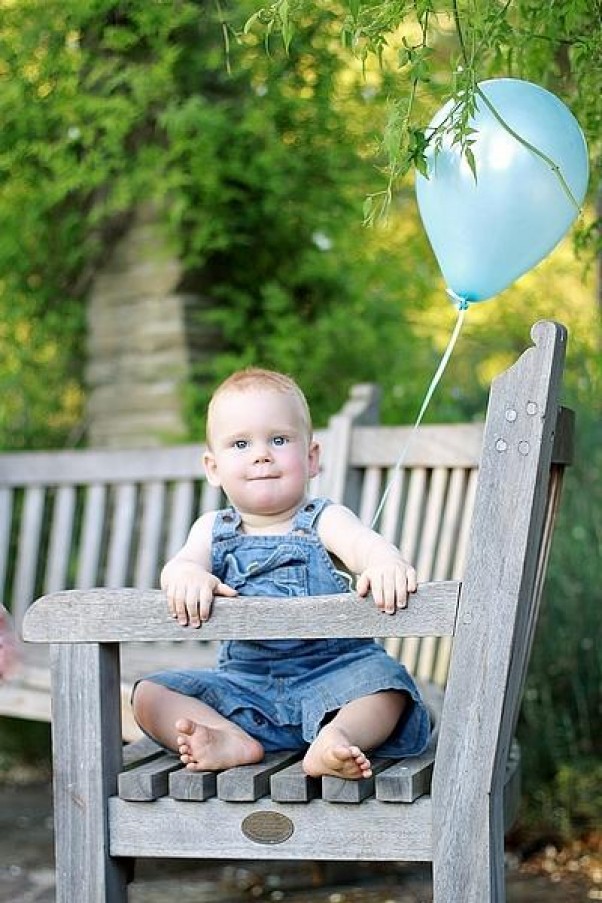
[0,413,481,687]
[0,426,339,630]
[2,323,572,697]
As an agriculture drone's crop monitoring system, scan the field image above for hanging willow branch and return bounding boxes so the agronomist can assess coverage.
[242,0,589,222]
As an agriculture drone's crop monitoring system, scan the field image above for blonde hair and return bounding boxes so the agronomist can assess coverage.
[206,368,313,448]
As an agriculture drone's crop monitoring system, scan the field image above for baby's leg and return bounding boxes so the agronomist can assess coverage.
[302,690,407,780]
[132,680,264,771]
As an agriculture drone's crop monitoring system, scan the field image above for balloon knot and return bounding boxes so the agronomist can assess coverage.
[446,288,469,310]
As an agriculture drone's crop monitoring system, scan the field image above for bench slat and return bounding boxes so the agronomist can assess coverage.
[169,768,218,802]
[0,487,11,597]
[432,468,468,579]
[375,750,435,802]
[45,486,77,594]
[118,753,182,801]
[217,751,302,802]
[109,795,434,860]
[12,486,46,628]
[122,735,164,767]
[166,481,195,558]
[134,481,165,588]
[357,466,383,525]
[270,760,321,803]
[105,483,136,586]
[379,468,405,544]
[322,757,396,803]
[75,484,106,588]
[350,424,484,468]
[416,467,448,580]
[23,582,461,643]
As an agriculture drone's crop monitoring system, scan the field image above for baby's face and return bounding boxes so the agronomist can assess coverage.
[203,388,319,520]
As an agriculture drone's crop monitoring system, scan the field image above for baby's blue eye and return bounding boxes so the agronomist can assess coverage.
[233,439,249,450]
[271,436,288,447]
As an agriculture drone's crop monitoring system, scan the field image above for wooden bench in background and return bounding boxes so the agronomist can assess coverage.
[1,372,482,735]
[7,321,573,901]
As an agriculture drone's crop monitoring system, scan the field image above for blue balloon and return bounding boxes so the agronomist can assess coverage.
[415,78,589,304]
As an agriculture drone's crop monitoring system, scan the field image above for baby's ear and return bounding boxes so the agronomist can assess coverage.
[203,450,221,487]
[308,439,320,479]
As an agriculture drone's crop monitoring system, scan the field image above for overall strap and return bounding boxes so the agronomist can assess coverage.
[212,507,242,540]
[292,497,331,533]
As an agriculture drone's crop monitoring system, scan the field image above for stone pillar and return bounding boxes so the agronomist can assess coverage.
[86,207,215,447]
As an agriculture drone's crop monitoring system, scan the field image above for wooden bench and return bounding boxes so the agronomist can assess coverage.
[1,373,478,732]
[17,320,572,902]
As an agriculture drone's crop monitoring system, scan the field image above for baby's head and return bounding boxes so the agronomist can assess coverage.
[205,368,312,450]
[203,368,319,519]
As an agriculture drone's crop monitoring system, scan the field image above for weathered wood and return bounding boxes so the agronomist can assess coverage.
[50,643,128,902]
[45,485,77,594]
[12,486,45,630]
[169,768,217,802]
[118,752,182,801]
[106,483,137,587]
[269,760,321,803]
[8,322,573,903]
[134,481,166,588]
[322,757,396,803]
[217,752,302,802]
[0,487,11,597]
[0,432,328,486]
[165,480,196,558]
[375,750,435,802]
[432,320,568,903]
[75,484,106,588]
[122,735,163,768]
[350,424,484,468]
[109,796,434,861]
[22,581,461,644]
[321,384,381,507]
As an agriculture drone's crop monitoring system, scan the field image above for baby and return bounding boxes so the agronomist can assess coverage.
[133,368,429,779]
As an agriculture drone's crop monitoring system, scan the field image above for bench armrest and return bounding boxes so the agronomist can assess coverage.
[23,582,461,644]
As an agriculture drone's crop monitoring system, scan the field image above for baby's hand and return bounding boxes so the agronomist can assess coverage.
[356,557,417,614]
[160,560,237,628]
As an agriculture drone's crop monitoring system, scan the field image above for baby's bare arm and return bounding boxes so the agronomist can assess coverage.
[318,504,417,613]
[160,512,237,628]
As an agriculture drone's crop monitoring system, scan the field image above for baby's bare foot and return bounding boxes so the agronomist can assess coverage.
[303,728,373,780]
[175,718,264,772]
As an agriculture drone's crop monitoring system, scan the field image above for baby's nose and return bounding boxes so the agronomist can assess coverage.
[253,445,272,462]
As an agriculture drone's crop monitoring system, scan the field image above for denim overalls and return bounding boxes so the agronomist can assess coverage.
[143,498,430,756]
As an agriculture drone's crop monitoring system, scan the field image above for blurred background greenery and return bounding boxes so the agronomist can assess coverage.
[0,0,600,848]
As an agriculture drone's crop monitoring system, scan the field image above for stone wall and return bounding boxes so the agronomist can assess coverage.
[86,206,215,448]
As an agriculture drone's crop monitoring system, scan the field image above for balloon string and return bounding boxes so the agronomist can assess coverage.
[370,301,467,530]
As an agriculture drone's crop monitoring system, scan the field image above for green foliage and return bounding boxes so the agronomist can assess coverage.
[0,718,51,778]
[245,0,601,240]
[519,760,602,844]
[518,398,602,837]
[0,0,440,444]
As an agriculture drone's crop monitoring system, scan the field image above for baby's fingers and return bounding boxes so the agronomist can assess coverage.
[356,573,370,598]
[167,584,191,626]
[198,581,236,622]
[185,584,203,628]
[215,582,238,598]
